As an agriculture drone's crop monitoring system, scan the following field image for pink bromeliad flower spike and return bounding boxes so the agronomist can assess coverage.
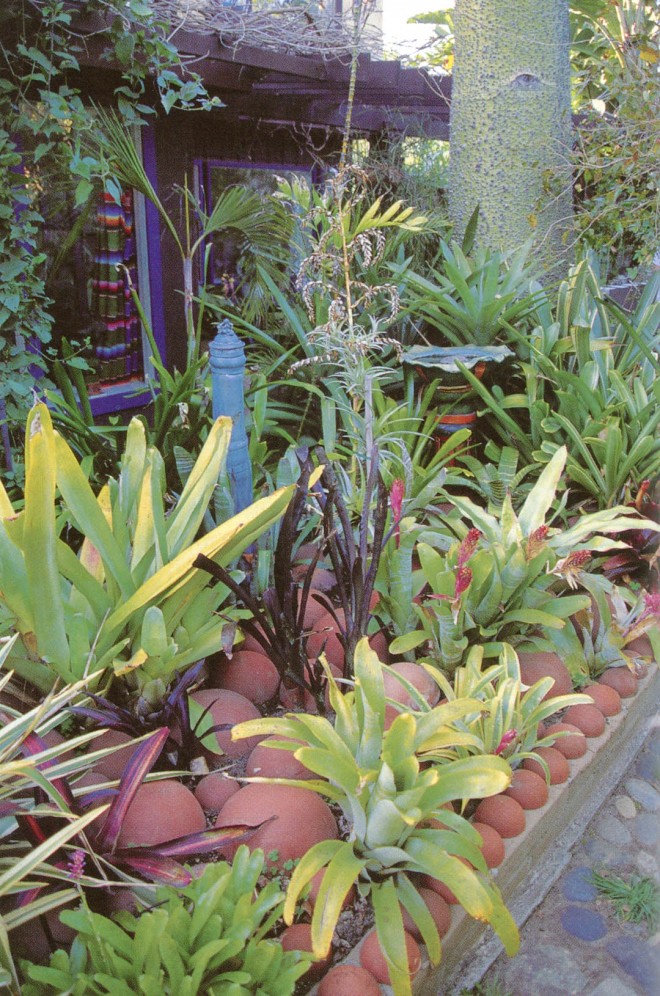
[494,729,518,756]
[456,528,482,568]
[390,478,405,548]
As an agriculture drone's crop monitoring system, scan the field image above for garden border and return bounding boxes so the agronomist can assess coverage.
[311,665,660,995]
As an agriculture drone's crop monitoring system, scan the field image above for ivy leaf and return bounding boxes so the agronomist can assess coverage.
[33,143,51,163]
[115,34,135,65]
[160,89,179,114]
[74,179,93,208]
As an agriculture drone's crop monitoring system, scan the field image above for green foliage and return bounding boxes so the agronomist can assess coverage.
[571,1,659,273]
[0,403,296,698]
[591,870,660,931]
[463,260,660,501]
[0,1,222,434]
[232,640,519,996]
[397,240,541,349]
[21,848,313,996]
[418,645,590,777]
[368,377,470,501]
[390,447,658,672]
[517,264,660,507]
[456,445,538,512]
[0,128,54,454]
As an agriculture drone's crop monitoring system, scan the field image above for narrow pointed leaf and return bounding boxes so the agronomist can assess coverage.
[95,728,168,853]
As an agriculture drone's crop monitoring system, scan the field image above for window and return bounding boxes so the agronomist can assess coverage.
[195,160,314,306]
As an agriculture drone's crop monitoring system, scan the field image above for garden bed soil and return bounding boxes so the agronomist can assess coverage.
[308,663,660,996]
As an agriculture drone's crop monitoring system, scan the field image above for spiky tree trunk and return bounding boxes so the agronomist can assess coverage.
[448,0,573,278]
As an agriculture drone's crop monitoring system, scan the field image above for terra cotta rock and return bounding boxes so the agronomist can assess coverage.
[214,782,338,869]
[117,779,205,847]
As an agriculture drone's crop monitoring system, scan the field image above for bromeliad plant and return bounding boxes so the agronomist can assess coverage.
[396,239,540,350]
[534,583,660,686]
[414,645,591,775]
[0,403,298,702]
[21,848,314,996]
[390,446,659,672]
[231,639,519,996]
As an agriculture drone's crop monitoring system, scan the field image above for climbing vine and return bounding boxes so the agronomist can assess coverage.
[0,0,220,457]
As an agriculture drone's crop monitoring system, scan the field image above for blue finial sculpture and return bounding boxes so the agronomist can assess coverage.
[209,319,253,514]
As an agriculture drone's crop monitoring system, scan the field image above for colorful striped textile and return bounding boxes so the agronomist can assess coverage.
[91,190,143,385]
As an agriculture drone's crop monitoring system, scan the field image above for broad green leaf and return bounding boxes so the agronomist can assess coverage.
[283,839,346,924]
[405,838,495,921]
[100,480,301,644]
[310,845,365,957]
[396,873,441,965]
[295,746,360,793]
[56,538,112,622]
[389,631,428,654]
[0,523,34,635]
[518,445,566,535]
[371,878,412,996]
[23,406,70,669]
[166,417,232,556]
[423,755,511,808]
[54,428,135,598]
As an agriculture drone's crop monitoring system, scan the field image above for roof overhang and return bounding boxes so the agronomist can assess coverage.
[69,9,451,139]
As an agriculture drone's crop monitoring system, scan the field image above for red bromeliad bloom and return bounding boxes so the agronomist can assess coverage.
[390,478,405,548]
[457,528,482,568]
[426,565,473,622]
[526,524,549,560]
[552,549,592,589]
[494,729,518,756]
[454,565,473,599]
[642,591,660,618]
[452,565,473,623]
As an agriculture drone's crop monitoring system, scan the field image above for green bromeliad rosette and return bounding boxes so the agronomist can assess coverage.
[387,446,659,673]
[0,403,307,705]
[232,639,519,996]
